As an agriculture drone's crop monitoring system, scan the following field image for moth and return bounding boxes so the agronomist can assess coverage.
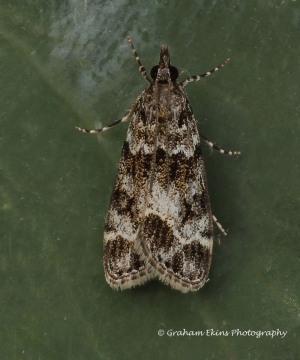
[76,36,240,292]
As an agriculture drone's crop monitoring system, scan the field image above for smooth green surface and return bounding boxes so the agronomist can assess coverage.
[1,1,299,359]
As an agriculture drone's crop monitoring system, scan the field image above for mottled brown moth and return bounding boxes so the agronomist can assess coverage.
[76,36,240,292]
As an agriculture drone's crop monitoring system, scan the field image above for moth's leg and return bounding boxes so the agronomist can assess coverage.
[180,58,230,87]
[213,215,227,236]
[126,35,152,84]
[75,95,141,134]
[200,132,241,155]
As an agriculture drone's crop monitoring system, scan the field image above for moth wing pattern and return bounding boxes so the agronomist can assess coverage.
[103,90,157,289]
[139,85,214,292]
[104,82,213,292]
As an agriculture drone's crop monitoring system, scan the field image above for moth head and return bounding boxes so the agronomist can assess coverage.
[150,44,179,83]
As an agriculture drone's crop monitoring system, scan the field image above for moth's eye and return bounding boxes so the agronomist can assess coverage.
[150,65,159,80]
[170,66,179,81]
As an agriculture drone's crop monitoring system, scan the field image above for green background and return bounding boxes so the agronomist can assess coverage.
[1,1,299,359]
